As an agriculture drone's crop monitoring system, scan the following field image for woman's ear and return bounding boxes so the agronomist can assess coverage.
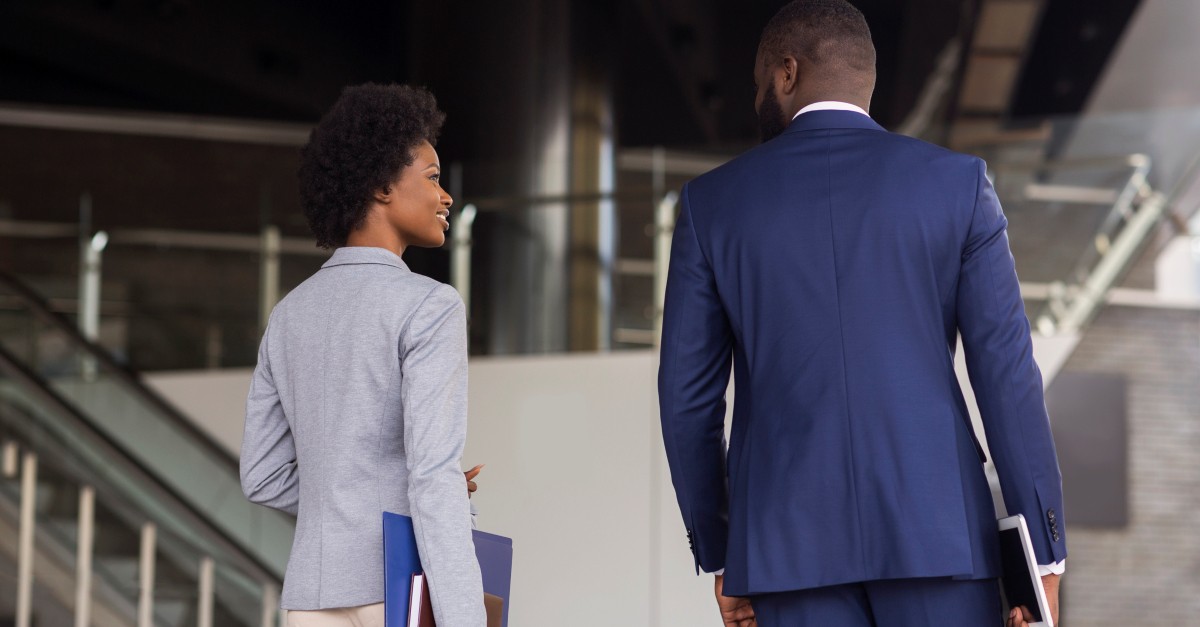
[373,185,392,205]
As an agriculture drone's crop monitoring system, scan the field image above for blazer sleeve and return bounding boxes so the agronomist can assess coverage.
[658,183,734,574]
[240,320,299,515]
[400,284,486,627]
[956,159,1068,565]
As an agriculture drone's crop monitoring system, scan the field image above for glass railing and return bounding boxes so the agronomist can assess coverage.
[2,107,1198,366]
[0,271,293,582]
[935,108,1200,334]
[0,346,274,625]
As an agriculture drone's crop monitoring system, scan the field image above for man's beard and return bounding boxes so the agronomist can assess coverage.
[758,82,788,143]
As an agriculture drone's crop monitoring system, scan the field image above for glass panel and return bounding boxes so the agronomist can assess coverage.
[0,370,270,625]
[0,275,294,581]
[4,107,1199,362]
[0,303,282,625]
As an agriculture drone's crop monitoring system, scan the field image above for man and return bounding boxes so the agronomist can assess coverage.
[657,2,1066,625]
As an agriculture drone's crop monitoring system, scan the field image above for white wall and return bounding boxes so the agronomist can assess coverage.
[1085,0,1200,115]
[144,369,253,455]
[954,333,1079,513]
[461,352,715,626]
[146,352,719,626]
[147,335,1077,626]
[1063,0,1200,197]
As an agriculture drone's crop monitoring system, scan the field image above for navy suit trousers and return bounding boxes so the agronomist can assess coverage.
[750,577,1003,627]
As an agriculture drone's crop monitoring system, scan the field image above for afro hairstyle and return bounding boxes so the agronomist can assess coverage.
[298,83,446,249]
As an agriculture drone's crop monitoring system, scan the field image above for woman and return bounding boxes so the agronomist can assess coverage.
[240,84,486,627]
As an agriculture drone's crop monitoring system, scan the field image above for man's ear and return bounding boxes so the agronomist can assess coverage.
[779,56,800,94]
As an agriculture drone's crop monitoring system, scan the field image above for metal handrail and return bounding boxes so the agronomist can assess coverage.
[1034,148,1200,333]
[0,269,240,475]
[0,404,255,626]
[0,342,280,586]
[986,153,1150,173]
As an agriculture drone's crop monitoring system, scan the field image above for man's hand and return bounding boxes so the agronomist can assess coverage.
[1008,573,1060,627]
[715,574,756,627]
[464,464,484,498]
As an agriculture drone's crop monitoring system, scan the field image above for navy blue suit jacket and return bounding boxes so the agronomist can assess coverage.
[658,110,1067,597]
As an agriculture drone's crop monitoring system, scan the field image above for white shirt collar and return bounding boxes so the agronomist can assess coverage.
[793,101,870,120]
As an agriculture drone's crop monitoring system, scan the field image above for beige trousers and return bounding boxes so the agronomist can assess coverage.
[285,603,385,627]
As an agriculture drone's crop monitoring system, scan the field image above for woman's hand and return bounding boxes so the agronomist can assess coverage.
[464,464,484,497]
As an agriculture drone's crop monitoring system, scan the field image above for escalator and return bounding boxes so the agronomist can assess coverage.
[0,270,292,626]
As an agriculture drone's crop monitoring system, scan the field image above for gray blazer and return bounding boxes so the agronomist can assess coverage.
[241,246,485,626]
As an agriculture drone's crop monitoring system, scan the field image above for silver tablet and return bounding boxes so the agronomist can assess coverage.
[997,514,1054,627]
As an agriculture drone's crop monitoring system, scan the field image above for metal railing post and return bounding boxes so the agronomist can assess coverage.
[75,486,95,627]
[197,556,215,627]
[261,582,280,627]
[451,204,478,316]
[1,441,17,477]
[653,191,679,343]
[138,522,157,627]
[259,225,281,333]
[80,231,108,380]
[16,451,37,627]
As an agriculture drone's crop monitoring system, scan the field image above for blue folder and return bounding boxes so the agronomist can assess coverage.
[383,512,513,627]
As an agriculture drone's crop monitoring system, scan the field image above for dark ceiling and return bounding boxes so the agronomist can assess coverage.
[0,0,978,150]
[0,0,1143,154]
[0,0,1146,366]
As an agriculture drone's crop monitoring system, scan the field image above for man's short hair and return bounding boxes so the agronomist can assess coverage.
[759,0,876,74]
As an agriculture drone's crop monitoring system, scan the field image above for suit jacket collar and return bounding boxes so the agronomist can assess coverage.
[783,109,886,135]
[322,246,410,271]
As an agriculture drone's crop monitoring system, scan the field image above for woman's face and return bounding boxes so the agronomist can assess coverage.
[384,140,453,249]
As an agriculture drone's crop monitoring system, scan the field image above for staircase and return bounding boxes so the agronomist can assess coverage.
[0,271,287,627]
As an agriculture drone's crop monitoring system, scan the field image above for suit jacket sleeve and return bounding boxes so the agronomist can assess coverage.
[400,284,486,627]
[658,183,734,574]
[240,317,300,515]
[956,159,1068,565]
